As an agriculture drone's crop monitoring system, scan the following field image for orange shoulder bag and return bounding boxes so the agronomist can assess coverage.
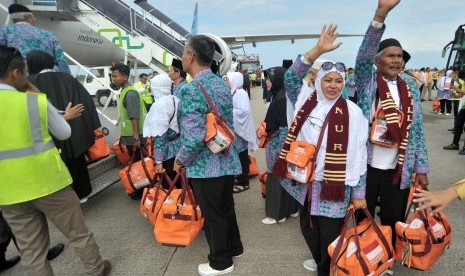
[328,206,395,276]
[256,122,274,148]
[370,99,404,148]
[395,199,452,270]
[285,117,327,183]
[196,81,236,154]
[86,129,110,163]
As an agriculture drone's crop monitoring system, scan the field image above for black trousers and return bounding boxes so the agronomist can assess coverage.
[300,199,344,276]
[236,150,249,187]
[453,100,460,117]
[66,154,92,199]
[191,176,243,270]
[357,166,410,246]
[161,157,179,189]
[432,79,438,90]
[0,212,16,262]
[453,109,465,146]
[440,99,452,114]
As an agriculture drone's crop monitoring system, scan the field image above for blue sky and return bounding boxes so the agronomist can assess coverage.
[146,0,463,70]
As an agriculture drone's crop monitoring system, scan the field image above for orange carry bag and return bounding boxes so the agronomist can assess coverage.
[395,200,452,270]
[285,141,316,183]
[86,129,111,163]
[256,122,274,148]
[196,81,235,154]
[370,108,404,149]
[140,172,185,225]
[258,171,267,198]
[328,207,395,276]
[119,149,157,194]
[154,172,203,247]
[112,139,131,164]
[249,155,259,176]
[432,99,441,112]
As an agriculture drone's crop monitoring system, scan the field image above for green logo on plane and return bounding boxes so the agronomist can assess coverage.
[98,29,144,49]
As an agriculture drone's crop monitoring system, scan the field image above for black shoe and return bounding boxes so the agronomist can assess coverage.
[102,260,112,276]
[130,190,143,200]
[448,128,455,131]
[443,144,459,150]
[0,256,20,272]
[46,243,65,261]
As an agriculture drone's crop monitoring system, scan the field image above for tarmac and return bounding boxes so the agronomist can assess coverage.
[3,86,465,276]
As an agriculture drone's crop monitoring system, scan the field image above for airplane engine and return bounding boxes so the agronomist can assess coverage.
[201,34,232,76]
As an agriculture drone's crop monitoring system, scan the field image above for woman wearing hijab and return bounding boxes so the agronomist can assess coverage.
[27,50,101,201]
[225,72,258,193]
[143,74,180,186]
[437,70,454,115]
[261,66,299,225]
[273,25,368,275]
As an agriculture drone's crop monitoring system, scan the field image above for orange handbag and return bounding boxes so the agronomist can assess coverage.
[258,171,267,198]
[395,201,452,270]
[196,81,235,154]
[432,99,441,112]
[285,141,317,183]
[154,172,203,247]
[370,108,404,148]
[86,129,110,163]
[140,172,182,225]
[328,207,395,276]
[118,150,157,194]
[249,155,259,176]
[256,122,273,148]
[112,139,131,164]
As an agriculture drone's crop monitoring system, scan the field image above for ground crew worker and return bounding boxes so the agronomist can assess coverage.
[0,46,111,275]
[134,73,153,110]
[111,63,148,199]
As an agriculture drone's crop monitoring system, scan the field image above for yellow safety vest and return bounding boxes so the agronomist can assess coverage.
[0,91,72,205]
[134,81,153,105]
[118,85,147,136]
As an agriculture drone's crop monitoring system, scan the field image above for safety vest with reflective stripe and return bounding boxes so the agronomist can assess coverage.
[118,85,147,136]
[0,91,72,205]
[134,81,153,105]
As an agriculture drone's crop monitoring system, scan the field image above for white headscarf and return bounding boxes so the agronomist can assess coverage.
[227,72,258,151]
[292,62,367,187]
[143,74,179,137]
[150,74,172,101]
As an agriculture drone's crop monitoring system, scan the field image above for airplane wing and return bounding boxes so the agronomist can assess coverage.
[221,34,363,49]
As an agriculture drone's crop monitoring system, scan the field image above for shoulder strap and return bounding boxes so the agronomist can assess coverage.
[168,97,176,124]
[195,80,219,115]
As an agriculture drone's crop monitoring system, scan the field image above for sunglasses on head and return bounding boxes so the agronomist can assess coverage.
[321,62,346,73]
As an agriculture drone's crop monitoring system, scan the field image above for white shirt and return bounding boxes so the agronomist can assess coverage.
[370,82,400,170]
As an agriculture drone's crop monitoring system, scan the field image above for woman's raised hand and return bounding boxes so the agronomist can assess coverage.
[315,24,343,54]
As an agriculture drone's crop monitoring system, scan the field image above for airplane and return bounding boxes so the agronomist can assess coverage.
[0,0,362,74]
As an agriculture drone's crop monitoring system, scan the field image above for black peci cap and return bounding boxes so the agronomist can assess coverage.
[378,38,411,64]
[171,58,183,71]
[8,4,31,14]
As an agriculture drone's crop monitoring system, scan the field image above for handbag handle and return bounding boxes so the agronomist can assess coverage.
[126,147,154,191]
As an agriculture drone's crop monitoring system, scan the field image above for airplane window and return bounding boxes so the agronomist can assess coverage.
[90,69,105,78]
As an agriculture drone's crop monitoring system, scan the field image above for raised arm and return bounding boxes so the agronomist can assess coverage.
[285,24,342,105]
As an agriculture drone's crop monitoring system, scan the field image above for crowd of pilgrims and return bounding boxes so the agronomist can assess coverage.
[6,0,458,275]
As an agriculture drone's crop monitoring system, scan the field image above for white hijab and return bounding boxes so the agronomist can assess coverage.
[150,74,172,101]
[143,74,179,137]
[293,64,368,186]
[227,72,258,151]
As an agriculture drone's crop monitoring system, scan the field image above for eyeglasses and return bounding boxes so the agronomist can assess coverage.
[306,115,324,131]
[321,62,346,73]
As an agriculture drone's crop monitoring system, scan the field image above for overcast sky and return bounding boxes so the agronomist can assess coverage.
[145,0,463,70]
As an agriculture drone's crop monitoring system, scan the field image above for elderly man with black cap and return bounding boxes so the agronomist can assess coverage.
[169,58,188,94]
[0,4,71,74]
[355,0,429,246]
